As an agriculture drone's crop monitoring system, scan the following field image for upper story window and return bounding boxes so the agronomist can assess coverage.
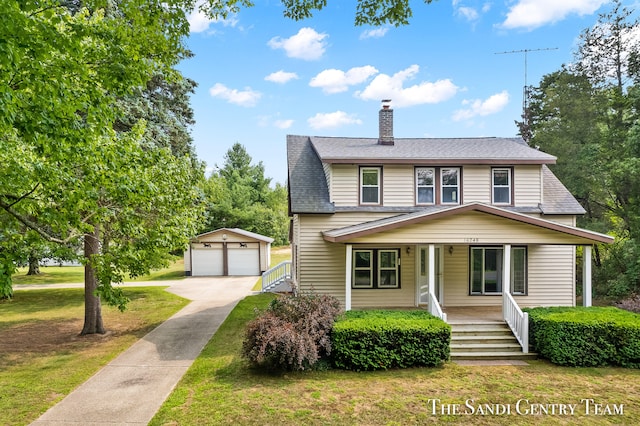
[441,168,460,204]
[492,168,512,205]
[416,167,435,205]
[360,167,381,205]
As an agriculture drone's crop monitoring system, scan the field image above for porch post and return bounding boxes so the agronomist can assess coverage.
[345,244,352,311]
[583,245,592,307]
[502,244,511,318]
[428,244,435,298]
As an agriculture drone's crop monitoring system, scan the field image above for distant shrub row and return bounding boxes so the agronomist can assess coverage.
[525,306,640,368]
[331,310,450,371]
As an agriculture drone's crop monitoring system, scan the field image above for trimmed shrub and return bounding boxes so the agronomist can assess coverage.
[331,310,450,371]
[525,306,640,368]
[242,292,342,371]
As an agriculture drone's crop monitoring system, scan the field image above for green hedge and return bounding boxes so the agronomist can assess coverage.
[525,306,640,368]
[331,310,450,371]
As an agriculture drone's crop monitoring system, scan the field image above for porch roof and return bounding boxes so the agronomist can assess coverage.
[322,202,614,244]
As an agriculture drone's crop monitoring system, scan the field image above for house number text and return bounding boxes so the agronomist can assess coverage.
[464,237,479,243]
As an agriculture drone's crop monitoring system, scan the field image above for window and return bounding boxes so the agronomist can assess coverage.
[470,246,527,295]
[352,249,400,289]
[441,168,460,204]
[378,250,399,288]
[353,250,373,288]
[360,167,381,205]
[416,167,435,204]
[492,168,512,205]
[511,247,527,295]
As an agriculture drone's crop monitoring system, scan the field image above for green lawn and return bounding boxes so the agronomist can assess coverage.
[151,294,640,426]
[0,287,189,426]
[12,258,186,285]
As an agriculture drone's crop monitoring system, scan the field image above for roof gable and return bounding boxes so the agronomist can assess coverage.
[322,203,613,244]
[194,228,274,243]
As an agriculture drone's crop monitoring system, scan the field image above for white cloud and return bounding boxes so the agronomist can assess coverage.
[452,90,509,121]
[307,111,362,129]
[355,65,459,107]
[268,27,328,60]
[186,2,239,34]
[209,83,261,107]
[501,0,608,30]
[274,119,294,129]
[457,6,479,21]
[309,66,379,94]
[265,70,299,84]
[360,27,389,39]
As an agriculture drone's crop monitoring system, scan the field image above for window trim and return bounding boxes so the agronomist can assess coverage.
[352,249,374,288]
[469,246,528,296]
[492,167,513,206]
[377,250,399,288]
[415,167,435,205]
[360,167,382,205]
[440,167,461,205]
[352,248,401,289]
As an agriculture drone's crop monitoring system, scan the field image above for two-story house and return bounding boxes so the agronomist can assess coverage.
[285,103,612,356]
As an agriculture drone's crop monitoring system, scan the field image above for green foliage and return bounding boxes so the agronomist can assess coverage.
[331,310,450,371]
[242,292,342,371]
[203,143,288,245]
[526,306,640,368]
[526,1,640,299]
[0,1,205,334]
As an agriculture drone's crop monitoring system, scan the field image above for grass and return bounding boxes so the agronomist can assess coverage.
[252,246,292,291]
[0,287,189,426]
[151,294,640,426]
[12,258,186,285]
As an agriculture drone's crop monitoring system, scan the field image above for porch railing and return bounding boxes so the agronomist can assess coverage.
[261,261,292,292]
[429,291,447,322]
[503,292,529,353]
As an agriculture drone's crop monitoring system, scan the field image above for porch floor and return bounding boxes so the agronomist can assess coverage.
[443,306,503,324]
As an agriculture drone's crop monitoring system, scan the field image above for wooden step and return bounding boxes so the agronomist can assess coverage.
[451,351,538,361]
[447,320,535,361]
[451,342,523,352]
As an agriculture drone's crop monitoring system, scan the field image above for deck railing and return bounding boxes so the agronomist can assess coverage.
[503,292,529,353]
[429,291,447,322]
[261,261,292,292]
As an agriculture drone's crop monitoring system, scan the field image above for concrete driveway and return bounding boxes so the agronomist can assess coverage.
[30,276,258,426]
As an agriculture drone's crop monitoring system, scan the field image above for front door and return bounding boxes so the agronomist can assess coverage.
[417,245,443,305]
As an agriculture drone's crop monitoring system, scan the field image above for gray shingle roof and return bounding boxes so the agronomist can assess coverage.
[541,165,586,215]
[310,136,557,164]
[287,135,334,214]
[287,135,581,216]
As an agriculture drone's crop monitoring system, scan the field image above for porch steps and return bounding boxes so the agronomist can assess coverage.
[449,322,537,361]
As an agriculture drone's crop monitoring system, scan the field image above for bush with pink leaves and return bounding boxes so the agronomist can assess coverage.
[242,292,342,371]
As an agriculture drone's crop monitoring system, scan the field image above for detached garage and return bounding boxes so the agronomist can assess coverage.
[184,228,273,276]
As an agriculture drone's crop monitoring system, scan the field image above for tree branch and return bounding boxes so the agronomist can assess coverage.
[0,199,83,244]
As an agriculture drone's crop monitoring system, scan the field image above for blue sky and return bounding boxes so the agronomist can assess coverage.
[179,0,631,185]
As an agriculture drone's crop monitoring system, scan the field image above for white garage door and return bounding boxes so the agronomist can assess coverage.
[228,247,260,276]
[191,247,223,276]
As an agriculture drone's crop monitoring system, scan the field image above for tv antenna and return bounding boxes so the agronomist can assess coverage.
[495,47,558,142]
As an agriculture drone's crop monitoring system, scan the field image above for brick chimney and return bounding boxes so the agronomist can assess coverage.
[378,99,394,145]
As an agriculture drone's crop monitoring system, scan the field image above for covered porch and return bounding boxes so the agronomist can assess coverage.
[323,203,614,355]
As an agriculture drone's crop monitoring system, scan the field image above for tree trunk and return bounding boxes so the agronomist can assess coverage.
[27,254,40,275]
[81,225,105,335]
